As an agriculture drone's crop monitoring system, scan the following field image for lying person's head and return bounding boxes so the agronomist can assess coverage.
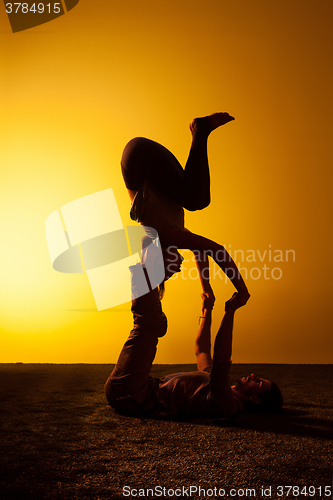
[232,373,283,413]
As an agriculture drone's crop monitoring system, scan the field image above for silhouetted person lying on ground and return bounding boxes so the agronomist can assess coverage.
[104,250,283,417]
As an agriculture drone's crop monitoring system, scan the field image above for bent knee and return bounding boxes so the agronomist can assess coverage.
[121,137,148,164]
[122,137,150,157]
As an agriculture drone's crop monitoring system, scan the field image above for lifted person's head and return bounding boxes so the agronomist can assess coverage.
[232,374,283,413]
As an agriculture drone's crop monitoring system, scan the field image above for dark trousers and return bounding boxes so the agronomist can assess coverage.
[121,134,211,211]
[104,273,167,414]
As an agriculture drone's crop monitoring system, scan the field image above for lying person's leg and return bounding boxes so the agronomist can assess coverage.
[195,293,215,372]
[104,264,167,414]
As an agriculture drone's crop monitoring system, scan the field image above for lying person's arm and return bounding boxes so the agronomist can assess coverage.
[209,294,246,415]
[195,293,215,371]
[212,305,235,363]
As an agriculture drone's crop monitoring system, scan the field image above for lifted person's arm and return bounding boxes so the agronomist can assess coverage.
[161,228,250,303]
[192,248,216,301]
[212,295,237,363]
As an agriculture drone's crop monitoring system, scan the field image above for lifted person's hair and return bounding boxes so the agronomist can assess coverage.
[158,281,165,300]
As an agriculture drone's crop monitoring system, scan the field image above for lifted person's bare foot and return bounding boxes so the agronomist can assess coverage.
[190,112,235,137]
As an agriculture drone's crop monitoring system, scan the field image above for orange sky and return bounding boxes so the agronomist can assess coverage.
[1,0,332,363]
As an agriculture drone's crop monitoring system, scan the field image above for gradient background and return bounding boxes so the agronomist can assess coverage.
[1,0,332,364]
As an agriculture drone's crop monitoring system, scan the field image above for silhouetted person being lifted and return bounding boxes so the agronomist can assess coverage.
[121,112,250,307]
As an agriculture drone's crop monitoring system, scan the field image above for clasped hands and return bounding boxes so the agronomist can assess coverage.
[202,283,250,313]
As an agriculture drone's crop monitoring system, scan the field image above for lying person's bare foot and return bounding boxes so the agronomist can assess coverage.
[207,112,235,129]
[190,112,235,136]
[225,289,250,312]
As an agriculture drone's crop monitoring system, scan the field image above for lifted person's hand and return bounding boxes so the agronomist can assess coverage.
[201,292,215,312]
[202,282,216,304]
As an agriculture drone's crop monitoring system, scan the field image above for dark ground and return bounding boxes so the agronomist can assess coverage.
[0,364,332,500]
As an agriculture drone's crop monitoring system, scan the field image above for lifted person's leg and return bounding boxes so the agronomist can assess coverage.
[121,137,184,201]
[183,112,235,211]
[120,112,234,211]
